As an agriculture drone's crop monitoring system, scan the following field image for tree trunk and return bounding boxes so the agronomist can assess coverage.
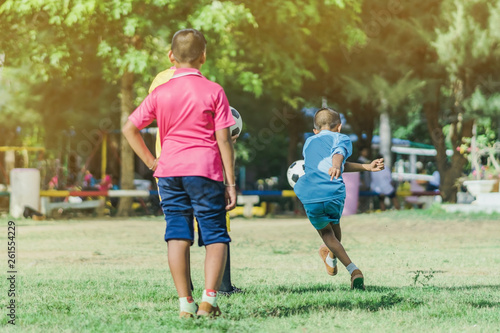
[423,98,457,202]
[286,107,303,166]
[379,109,392,169]
[116,71,135,217]
[423,90,472,203]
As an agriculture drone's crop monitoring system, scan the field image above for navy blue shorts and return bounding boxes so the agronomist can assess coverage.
[157,176,230,246]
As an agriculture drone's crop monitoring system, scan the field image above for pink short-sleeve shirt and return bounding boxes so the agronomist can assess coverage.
[128,68,235,181]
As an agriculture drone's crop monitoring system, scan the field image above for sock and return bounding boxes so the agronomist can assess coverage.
[179,296,197,314]
[346,263,358,275]
[202,289,217,307]
[325,252,337,268]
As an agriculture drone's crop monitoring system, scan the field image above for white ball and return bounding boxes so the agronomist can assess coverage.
[287,160,305,188]
[230,107,243,137]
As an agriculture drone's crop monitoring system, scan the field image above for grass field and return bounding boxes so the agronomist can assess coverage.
[2,208,500,332]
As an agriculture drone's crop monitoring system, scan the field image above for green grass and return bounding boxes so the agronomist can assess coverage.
[2,210,500,332]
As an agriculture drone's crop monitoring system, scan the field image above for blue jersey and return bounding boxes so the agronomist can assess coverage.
[294,130,352,204]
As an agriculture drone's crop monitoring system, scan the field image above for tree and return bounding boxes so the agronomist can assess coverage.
[233,0,364,165]
[305,0,416,162]
[341,72,424,168]
[0,0,275,209]
[0,0,108,147]
[429,0,500,201]
[370,0,500,201]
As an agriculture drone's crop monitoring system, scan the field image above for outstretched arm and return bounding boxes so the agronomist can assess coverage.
[344,158,385,172]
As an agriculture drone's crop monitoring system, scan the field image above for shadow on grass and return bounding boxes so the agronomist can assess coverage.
[232,283,500,319]
[468,300,500,308]
[274,283,500,295]
[245,294,421,318]
[274,283,338,294]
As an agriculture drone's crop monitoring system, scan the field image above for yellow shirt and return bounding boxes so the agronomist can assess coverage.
[148,68,176,157]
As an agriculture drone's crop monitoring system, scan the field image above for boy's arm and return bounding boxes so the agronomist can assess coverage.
[344,158,384,172]
[329,154,345,180]
[215,127,236,210]
[122,120,158,171]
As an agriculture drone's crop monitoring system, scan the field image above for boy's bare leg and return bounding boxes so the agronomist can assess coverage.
[332,223,342,242]
[319,223,342,275]
[167,239,192,297]
[188,249,194,291]
[204,242,228,290]
[317,224,352,267]
[318,223,364,290]
[197,242,227,316]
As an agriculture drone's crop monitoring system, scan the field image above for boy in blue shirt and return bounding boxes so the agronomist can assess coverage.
[294,107,384,290]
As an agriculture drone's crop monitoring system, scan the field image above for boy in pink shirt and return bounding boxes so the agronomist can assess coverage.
[122,29,236,318]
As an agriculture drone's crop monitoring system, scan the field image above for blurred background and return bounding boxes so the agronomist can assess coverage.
[1,0,499,217]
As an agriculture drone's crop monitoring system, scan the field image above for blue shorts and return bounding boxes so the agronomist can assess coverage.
[303,198,345,230]
[157,176,230,246]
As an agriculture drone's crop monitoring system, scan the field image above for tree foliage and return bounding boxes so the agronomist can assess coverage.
[1,0,499,205]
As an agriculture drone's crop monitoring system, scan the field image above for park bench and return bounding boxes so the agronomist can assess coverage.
[235,195,265,218]
[41,196,105,217]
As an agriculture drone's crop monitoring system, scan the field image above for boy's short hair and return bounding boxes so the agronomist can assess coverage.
[171,29,207,64]
[314,107,341,130]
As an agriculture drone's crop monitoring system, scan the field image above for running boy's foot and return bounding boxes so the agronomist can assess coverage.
[351,269,365,290]
[197,302,222,318]
[319,244,338,276]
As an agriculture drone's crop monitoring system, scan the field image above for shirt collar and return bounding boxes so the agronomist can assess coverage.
[173,67,202,75]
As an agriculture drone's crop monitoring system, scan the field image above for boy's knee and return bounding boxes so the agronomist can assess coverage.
[317,224,332,235]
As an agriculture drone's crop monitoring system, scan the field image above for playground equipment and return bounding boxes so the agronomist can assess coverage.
[231,195,263,218]
[230,174,359,217]
[6,167,154,218]
[40,189,151,217]
[391,146,452,182]
[9,168,40,218]
[41,197,105,217]
[0,146,45,184]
